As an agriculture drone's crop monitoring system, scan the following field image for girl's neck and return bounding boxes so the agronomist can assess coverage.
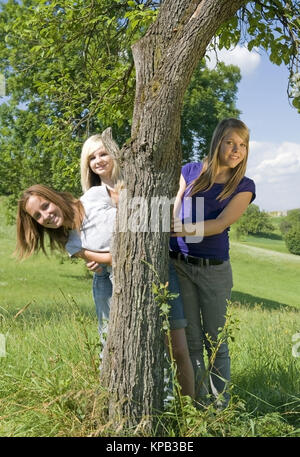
[215,166,232,184]
[101,176,115,191]
[100,178,118,206]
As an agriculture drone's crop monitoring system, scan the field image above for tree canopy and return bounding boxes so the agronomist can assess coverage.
[0,0,242,211]
[0,0,299,209]
[234,203,275,237]
[280,208,300,255]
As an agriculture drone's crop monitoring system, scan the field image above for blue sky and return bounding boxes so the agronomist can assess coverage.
[238,57,299,143]
[206,45,300,212]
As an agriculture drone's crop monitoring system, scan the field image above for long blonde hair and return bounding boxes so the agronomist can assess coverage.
[189,118,250,200]
[15,184,85,259]
[80,128,122,193]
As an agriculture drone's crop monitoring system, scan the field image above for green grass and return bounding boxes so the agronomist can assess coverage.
[0,205,93,313]
[0,310,102,437]
[0,197,299,436]
[230,217,289,254]
[230,304,299,416]
[240,234,289,254]
[230,241,300,309]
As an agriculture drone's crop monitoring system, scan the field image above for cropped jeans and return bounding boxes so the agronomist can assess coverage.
[92,265,113,335]
[171,257,233,407]
[92,262,186,333]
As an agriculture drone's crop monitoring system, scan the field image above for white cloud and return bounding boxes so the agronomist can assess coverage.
[205,44,261,76]
[246,141,300,211]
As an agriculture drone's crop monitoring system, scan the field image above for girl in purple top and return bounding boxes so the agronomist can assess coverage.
[171,118,255,409]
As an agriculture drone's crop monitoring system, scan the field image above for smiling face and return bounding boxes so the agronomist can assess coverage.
[25,195,64,229]
[218,129,248,169]
[89,144,114,180]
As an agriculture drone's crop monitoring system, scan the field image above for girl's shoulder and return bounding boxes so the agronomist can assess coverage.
[80,185,108,202]
[235,175,256,202]
[181,162,203,184]
[237,175,256,192]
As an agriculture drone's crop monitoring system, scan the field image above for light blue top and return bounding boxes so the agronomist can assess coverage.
[65,186,116,258]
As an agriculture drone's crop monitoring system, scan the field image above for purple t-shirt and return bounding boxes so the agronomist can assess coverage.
[169,162,256,260]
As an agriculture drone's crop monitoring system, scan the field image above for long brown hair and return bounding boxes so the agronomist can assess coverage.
[189,118,250,200]
[15,184,85,259]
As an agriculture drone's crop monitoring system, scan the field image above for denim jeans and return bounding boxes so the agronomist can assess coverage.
[171,257,233,407]
[92,265,113,334]
[92,262,186,332]
[168,261,187,329]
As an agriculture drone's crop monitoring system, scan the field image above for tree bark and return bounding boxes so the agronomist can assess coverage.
[101,0,247,432]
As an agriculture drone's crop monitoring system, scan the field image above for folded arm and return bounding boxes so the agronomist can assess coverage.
[171,174,253,237]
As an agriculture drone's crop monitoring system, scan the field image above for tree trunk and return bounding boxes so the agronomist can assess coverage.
[101,0,246,432]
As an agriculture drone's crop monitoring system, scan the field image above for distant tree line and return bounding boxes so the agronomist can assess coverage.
[280,209,300,256]
[234,204,275,238]
[234,204,300,256]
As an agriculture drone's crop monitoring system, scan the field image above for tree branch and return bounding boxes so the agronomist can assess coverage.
[131,0,247,148]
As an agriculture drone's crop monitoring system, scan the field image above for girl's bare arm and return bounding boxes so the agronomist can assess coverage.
[75,249,112,265]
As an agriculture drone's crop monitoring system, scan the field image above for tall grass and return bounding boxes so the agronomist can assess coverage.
[1,296,299,437]
[230,304,299,417]
[0,197,299,436]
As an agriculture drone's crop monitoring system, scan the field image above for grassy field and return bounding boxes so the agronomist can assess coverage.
[0,198,299,437]
[230,215,289,254]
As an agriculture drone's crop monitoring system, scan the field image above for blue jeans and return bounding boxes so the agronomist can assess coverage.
[92,265,113,334]
[92,262,186,332]
[168,261,187,329]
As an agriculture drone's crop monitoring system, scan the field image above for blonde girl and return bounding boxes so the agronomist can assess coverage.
[80,129,195,398]
[171,118,256,408]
